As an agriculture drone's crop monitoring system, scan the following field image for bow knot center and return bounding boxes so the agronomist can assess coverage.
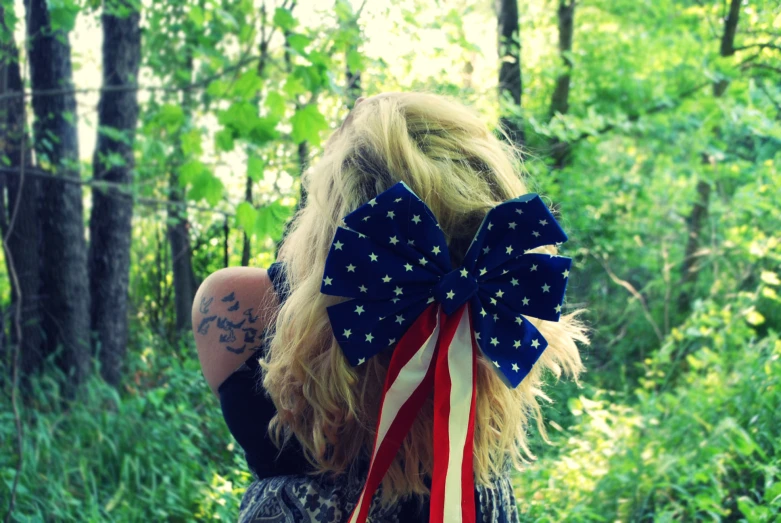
[434,267,478,315]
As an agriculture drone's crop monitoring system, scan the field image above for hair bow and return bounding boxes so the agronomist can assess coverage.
[320,181,571,523]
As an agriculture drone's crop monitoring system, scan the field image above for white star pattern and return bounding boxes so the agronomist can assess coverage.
[407,239,415,246]
[346,264,356,272]
[555,304,562,313]
[389,236,399,245]
[493,313,499,321]
[522,297,530,306]
[488,222,494,230]
[394,197,402,203]
[562,269,570,278]
[362,216,371,222]
[365,333,374,342]
[475,332,481,340]
[387,211,395,219]
[411,215,421,224]
[369,252,378,262]
[359,285,368,293]
[382,275,392,283]
[343,329,352,338]
[446,290,455,299]
[511,363,520,372]
[427,296,435,304]
[511,278,519,286]
[388,338,396,344]
[404,263,413,272]
[542,283,550,293]
[368,199,377,207]
[531,339,540,349]
[483,246,490,254]
[480,308,487,317]
[460,268,469,277]
[324,277,333,286]
[506,245,514,255]
[358,357,366,365]
[493,360,500,368]
[334,241,344,250]
[490,337,499,346]
[354,305,365,315]
[496,290,505,298]
[432,245,441,255]
[515,316,523,325]
[515,208,523,215]
[530,264,538,272]
[394,286,403,296]
[539,219,548,226]
[419,257,428,266]
[508,222,517,230]
[479,268,487,276]
[490,298,497,305]
[513,340,521,348]
[395,315,404,324]
[532,230,540,238]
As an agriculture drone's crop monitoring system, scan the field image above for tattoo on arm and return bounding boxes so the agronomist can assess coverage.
[198,289,268,355]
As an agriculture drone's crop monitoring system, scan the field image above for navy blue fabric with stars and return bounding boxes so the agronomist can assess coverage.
[320,181,572,388]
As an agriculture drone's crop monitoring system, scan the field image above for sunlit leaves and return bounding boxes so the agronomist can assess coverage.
[216,103,279,145]
[291,104,328,146]
[155,104,185,134]
[178,160,224,206]
[273,7,296,31]
[48,0,80,32]
[247,156,265,182]
[234,200,292,242]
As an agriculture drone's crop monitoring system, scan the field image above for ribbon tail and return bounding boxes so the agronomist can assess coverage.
[348,303,440,523]
[430,304,477,523]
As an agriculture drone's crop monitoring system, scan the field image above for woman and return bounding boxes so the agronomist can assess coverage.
[193,92,588,522]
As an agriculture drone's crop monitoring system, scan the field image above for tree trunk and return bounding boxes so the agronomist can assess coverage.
[25,0,91,388]
[0,4,44,379]
[678,0,740,314]
[168,45,197,334]
[496,0,524,146]
[549,0,576,169]
[87,0,141,386]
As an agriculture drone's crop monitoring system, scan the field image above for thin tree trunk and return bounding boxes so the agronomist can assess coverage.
[0,4,43,378]
[168,46,197,334]
[25,0,91,388]
[496,0,524,146]
[549,0,576,168]
[678,0,740,313]
[87,0,141,386]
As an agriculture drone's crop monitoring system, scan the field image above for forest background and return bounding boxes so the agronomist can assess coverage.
[1,0,780,521]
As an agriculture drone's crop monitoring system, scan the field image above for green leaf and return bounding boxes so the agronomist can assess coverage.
[157,104,185,134]
[247,156,265,182]
[214,128,235,152]
[249,116,279,145]
[179,160,224,206]
[265,91,286,120]
[235,202,258,232]
[273,8,296,31]
[254,201,290,241]
[291,104,328,146]
[48,0,79,32]
[229,70,263,99]
[283,76,306,97]
[181,129,202,156]
[188,5,205,27]
[286,33,311,55]
[347,49,363,73]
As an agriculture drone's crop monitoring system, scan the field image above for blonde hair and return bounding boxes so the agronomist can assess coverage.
[261,92,588,503]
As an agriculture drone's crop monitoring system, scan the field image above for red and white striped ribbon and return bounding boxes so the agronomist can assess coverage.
[348,303,477,523]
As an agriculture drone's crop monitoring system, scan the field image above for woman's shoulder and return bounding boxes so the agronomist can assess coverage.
[192,263,284,394]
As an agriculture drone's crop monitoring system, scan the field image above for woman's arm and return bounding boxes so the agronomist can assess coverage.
[191,266,279,396]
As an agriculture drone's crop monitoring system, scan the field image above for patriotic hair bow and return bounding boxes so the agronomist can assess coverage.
[320,181,571,523]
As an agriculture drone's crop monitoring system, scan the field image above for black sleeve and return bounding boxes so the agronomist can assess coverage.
[217,261,313,479]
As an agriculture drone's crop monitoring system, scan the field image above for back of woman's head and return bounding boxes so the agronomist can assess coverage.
[262,91,587,502]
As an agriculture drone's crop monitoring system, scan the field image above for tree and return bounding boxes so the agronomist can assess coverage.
[24,0,91,389]
[548,0,576,168]
[0,3,43,378]
[87,0,141,385]
[496,0,524,146]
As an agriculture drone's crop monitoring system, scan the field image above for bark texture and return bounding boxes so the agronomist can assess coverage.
[25,0,91,387]
[496,0,524,146]
[87,1,141,385]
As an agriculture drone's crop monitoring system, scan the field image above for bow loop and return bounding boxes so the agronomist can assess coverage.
[433,268,478,315]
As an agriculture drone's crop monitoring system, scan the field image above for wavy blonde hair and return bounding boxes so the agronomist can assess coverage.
[261,92,588,503]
